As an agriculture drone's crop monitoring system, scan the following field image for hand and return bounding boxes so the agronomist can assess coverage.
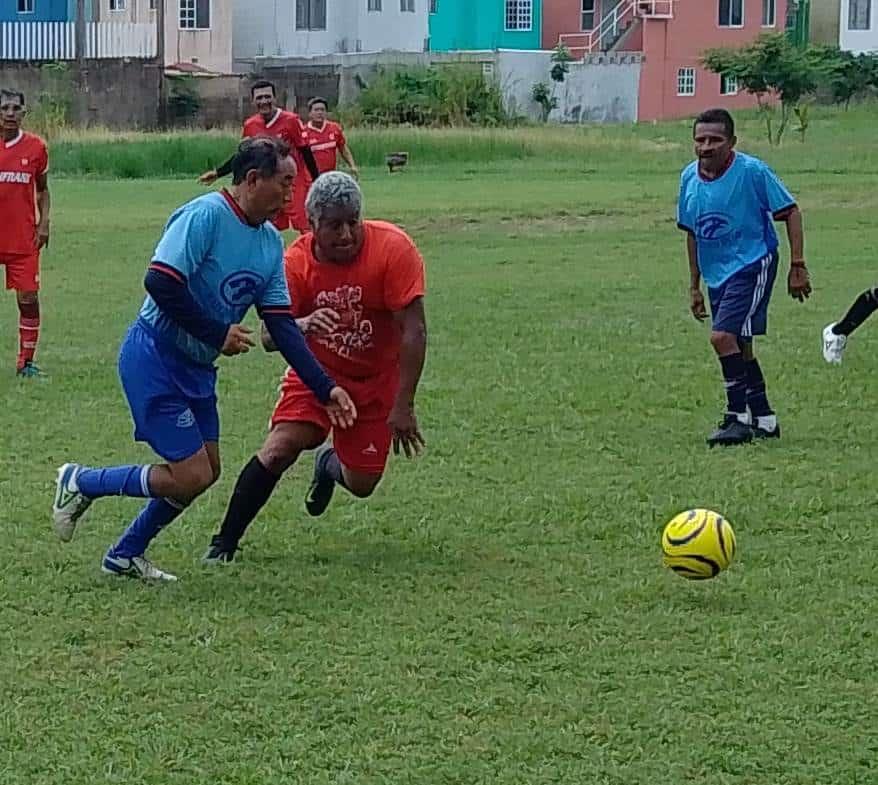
[326,386,357,430]
[221,324,256,356]
[199,170,218,185]
[788,264,811,302]
[690,287,708,321]
[35,225,49,250]
[299,308,340,337]
[388,403,425,459]
[350,166,360,181]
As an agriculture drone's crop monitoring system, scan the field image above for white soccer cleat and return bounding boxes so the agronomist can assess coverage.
[101,552,178,582]
[822,323,847,365]
[53,463,93,542]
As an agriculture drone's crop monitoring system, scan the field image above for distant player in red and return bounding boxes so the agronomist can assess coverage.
[0,88,50,378]
[291,97,359,232]
[199,80,320,231]
[204,171,427,562]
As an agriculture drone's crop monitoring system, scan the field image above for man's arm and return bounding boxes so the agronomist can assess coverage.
[298,145,320,181]
[388,297,427,457]
[778,206,811,301]
[339,144,359,179]
[683,231,707,321]
[35,172,50,249]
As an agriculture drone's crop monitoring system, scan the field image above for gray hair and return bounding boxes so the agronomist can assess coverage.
[306,171,362,226]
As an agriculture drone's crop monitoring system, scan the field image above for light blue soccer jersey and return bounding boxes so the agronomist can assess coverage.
[677,152,796,288]
[138,191,291,365]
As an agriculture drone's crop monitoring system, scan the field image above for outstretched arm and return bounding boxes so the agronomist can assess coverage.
[388,297,427,458]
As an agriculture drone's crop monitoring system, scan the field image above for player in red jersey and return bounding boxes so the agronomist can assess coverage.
[199,81,320,231]
[203,171,427,562]
[0,88,50,378]
[290,96,360,232]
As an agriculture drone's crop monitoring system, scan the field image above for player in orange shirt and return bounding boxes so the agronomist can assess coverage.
[290,96,359,232]
[203,171,427,562]
[199,81,320,231]
[0,88,50,378]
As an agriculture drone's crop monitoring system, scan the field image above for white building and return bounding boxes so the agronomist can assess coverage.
[233,0,429,60]
[840,0,878,53]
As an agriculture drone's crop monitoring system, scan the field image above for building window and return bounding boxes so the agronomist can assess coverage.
[848,0,871,30]
[368,0,382,10]
[429,0,438,11]
[581,0,596,30]
[149,0,156,9]
[677,67,696,96]
[109,0,126,10]
[718,0,743,27]
[179,0,210,29]
[761,0,775,26]
[17,0,34,13]
[296,0,327,29]
[720,73,739,95]
[505,0,533,31]
[400,0,414,11]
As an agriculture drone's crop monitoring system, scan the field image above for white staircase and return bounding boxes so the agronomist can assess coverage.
[558,0,675,60]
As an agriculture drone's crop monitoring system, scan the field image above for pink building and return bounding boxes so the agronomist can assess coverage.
[543,0,788,121]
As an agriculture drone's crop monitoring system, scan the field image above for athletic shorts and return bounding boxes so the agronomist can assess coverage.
[0,251,40,291]
[272,203,297,232]
[271,368,399,475]
[118,321,219,463]
[290,179,310,233]
[708,252,778,338]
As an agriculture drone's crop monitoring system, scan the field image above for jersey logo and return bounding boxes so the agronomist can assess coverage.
[21,158,28,165]
[176,409,195,428]
[221,271,264,307]
[0,171,31,183]
[696,212,732,240]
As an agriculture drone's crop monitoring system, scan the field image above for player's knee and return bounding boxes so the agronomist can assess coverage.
[259,425,322,474]
[710,331,738,355]
[16,290,38,306]
[171,457,216,500]
[343,471,382,498]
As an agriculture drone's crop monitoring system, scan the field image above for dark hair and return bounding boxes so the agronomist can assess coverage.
[308,96,328,111]
[250,80,276,97]
[231,136,291,184]
[693,108,735,139]
[0,88,26,106]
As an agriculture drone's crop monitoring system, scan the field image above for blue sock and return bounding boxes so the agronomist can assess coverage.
[110,497,187,559]
[77,465,153,500]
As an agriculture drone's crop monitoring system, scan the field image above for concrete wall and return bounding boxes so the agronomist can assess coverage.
[810,0,840,45]
[840,0,878,52]
[0,58,161,128]
[496,49,641,123]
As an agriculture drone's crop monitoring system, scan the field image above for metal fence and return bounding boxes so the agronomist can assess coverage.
[0,21,156,60]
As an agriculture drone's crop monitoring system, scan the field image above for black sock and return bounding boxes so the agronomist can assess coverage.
[834,289,878,336]
[745,358,773,418]
[323,448,349,491]
[719,352,748,416]
[217,456,280,548]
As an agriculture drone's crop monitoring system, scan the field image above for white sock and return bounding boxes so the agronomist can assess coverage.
[756,414,777,431]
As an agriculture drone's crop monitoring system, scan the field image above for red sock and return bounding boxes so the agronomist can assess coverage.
[17,300,40,370]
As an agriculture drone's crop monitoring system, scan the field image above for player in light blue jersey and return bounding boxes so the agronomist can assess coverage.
[51,137,356,581]
[677,109,811,447]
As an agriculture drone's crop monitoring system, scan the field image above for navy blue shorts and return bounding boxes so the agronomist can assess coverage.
[118,322,219,463]
[708,253,778,338]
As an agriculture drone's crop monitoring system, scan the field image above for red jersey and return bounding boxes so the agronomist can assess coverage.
[0,131,48,255]
[300,121,346,177]
[242,109,305,150]
[283,221,426,379]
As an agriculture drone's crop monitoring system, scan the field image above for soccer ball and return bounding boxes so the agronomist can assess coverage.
[662,509,736,580]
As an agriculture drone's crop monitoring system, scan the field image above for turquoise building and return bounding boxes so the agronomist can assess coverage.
[429,0,543,51]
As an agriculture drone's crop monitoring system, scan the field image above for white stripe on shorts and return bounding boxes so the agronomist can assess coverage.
[741,254,772,338]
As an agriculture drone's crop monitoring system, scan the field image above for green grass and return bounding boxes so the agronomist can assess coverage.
[2,106,878,784]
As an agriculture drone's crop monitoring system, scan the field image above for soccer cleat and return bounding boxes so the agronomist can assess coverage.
[822,323,847,364]
[752,415,781,440]
[101,551,177,581]
[17,361,46,379]
[202,535,238,564]
[707,415,754,447]
[53,463,93,542]
[305,444,336,517]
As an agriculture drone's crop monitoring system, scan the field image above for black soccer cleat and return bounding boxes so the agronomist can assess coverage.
[202,535,238,564]
[707,415,754,447]
[305,445,336,517]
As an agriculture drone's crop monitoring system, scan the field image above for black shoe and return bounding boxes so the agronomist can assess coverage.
[305,445,336,517]
[752,420,781,439]
[202,535,237,564]
[707,415,754,447]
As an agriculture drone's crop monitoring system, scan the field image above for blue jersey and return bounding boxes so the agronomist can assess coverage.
[138,191,291,365]
[677,152,796,289]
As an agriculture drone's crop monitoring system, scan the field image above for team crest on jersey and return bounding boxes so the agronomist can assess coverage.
[696,212,733,240]
[315,285,373,359]
[21,158,28,165]
[220,271,264,306]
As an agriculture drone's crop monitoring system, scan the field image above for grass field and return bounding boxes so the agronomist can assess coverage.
[2,107,878,784]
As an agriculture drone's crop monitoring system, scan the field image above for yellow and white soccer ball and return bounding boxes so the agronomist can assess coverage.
[662,509,736,580]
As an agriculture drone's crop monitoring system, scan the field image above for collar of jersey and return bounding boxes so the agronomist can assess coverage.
[264,109,282,129]
[698,151,736,183]
[220,188,262,228]
[4,131,23,149]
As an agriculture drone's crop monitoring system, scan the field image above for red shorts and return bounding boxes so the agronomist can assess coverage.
[271,204,297,232]
[0,251,40,291]
[291,178,310,232]
[272,368,398,475]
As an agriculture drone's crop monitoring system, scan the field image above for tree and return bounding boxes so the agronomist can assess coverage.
[703,34,820,145]
[532,44,574,123]
[809,46,878,109]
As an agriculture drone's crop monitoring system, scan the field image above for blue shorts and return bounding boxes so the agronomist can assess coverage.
[708,252,778,338]
[118,321,219,463]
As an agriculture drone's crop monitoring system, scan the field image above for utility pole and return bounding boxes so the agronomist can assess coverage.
[74,0,87,124]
